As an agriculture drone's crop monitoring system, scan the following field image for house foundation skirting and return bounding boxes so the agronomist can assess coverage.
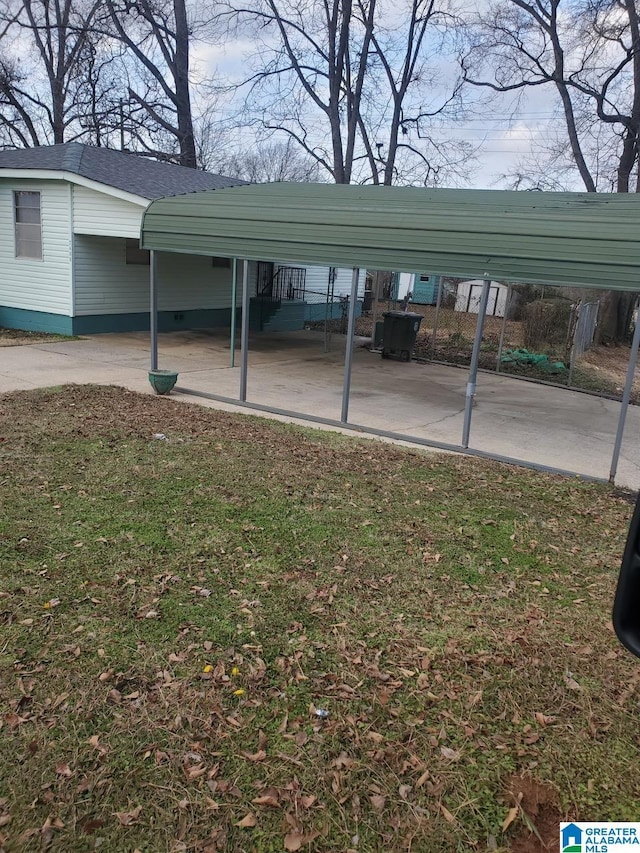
[0,306,237,335]
[0,307,74,335]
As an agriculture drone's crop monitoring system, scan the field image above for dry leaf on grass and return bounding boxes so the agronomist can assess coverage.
[370,794,386,811]
[284,832,304,851]
[502,806,519,832]
[252,794,280,808]
[236,813,257,828]
[440,803,456,824]
[115,806,141,826]
[564,673,581,691]
[241,749,266,762]
[440,746,461,761]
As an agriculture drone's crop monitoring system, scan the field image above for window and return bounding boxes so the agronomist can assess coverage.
[14,191,42,260]
[212,256,231,268]
[125,238,150,265]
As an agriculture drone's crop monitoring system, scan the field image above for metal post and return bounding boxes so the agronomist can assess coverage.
[150,249,158,370]
[609,312,640,483]
[230,258,237,368]
[239,259,250,402]
[496,284,511,373]
[324,267,331,353]
[567,301,579,387]
[431,275,443,360]
[341,268,360,423]
[370,270,381,346]
[461,278,491,449]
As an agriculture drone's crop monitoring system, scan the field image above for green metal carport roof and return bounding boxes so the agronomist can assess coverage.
[141,183,640,291]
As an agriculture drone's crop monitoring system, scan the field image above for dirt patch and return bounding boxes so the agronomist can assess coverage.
[505,775,563,853]
[580,344,640,396]
[0,328,76,346]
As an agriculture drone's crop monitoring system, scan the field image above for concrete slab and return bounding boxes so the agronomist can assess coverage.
[0,328,638,489]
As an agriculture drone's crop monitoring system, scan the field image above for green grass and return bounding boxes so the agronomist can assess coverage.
[0,385,638,852]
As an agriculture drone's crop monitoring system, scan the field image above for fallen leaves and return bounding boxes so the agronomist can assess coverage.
[284,831,304,851]
[502,805,519,832]
[502,789,526,834]
[439,746,461,762]
[0,386,636,853]
[241,749,266,762]
[439,803,456,824]
[252,793,280,808]
[369,794,386,811]
[115,806,142,826]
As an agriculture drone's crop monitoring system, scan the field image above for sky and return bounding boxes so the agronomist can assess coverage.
[190,23,575,191]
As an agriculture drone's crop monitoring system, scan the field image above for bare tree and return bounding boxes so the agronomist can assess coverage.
[463,0,640,193]
[462,0,640,341]
[223,0,470,185]
[210,138,323,181]
[103,0,197,167]
[0,0,108,147]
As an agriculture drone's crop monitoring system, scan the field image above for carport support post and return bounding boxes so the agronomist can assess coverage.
[230,258,237,368]
[341,267,360,423]
[461,278,490,449]
[431,275,443,360]
[609,311,640,483]
[150,249,158,370]
[496,284,512,373]
[239,259,250,402]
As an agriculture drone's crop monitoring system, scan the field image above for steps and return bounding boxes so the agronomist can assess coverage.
[250,298,307,332]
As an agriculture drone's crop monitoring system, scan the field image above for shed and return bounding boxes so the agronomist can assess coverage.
[455,280,510,317]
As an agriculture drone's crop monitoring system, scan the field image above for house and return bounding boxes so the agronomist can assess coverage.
[455,279,510,317]
[0,143,364,335]
[395,272,440,305]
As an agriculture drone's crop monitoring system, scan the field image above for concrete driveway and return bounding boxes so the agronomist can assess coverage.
[1,328,638,488]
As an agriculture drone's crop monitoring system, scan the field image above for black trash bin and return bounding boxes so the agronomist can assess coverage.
[381,311,423,362]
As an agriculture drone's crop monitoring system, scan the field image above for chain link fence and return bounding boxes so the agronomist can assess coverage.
[350,277,639,403]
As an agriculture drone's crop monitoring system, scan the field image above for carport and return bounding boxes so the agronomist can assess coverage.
[141,183,640,484]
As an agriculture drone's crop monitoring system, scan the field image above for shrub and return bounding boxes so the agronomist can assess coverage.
[523,298,572,352]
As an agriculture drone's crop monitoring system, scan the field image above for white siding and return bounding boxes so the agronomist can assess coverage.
[74,235,233,315]
[276,264,366,303]
[397,273,414,300]
[0,179,72,314]
[455,280,508,317]
[73,185,147,238]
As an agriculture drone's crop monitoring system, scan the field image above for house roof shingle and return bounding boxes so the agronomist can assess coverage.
[0,143,245,199]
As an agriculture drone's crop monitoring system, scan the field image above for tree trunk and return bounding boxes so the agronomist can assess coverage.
[173,0,196,168]
[596,291,637,345]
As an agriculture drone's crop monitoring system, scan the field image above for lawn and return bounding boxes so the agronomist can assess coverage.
[0,385,638,853]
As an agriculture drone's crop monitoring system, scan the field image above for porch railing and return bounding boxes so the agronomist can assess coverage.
[259,266,307,302]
